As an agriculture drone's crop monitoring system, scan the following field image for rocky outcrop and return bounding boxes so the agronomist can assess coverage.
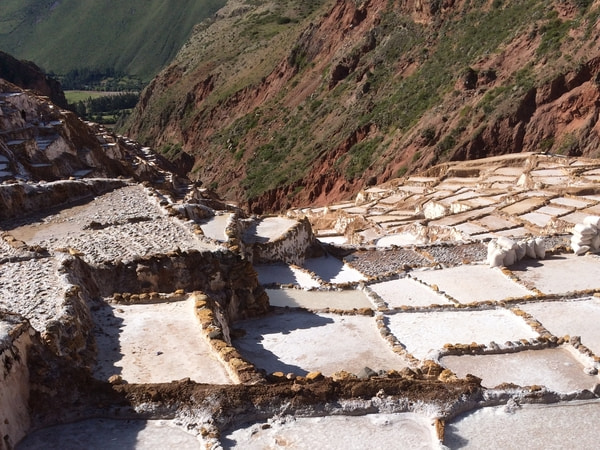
[0,80,191,192]
[0,51,67,109]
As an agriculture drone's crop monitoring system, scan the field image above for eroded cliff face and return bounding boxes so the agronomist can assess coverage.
[124,0,600,213]
[0,51,67,109]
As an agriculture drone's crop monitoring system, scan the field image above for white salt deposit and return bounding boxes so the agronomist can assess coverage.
[551,196,593,208]
[243,217,298,243]
[444,400,600,449]
[92,298,232,384]
[454,222,488,236]
[266,288,373,310]
[302,257,367,284]
[200,213,232,241]
[317,235,347,245]
[441,347,599,392]
[235,311,408,375]
[535,205,571,216]
[223,413,440,449]
[511,253,600,294]
[254,264,321,288]
[17,419,203,449]
[411,265,534,303]
[376,232,424,247]
[520,211,553,228]
[368,278,452,308]
[387,309,538,360]
[520,298,600,355]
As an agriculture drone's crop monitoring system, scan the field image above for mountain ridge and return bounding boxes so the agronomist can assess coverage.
[0,0,227,81]
[123,0,600,212]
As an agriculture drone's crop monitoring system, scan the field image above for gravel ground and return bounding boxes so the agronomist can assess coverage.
[416,242,488,267]
[344,248,435,277]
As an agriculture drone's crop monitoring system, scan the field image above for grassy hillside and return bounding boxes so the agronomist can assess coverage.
[125,0,600,211]
[0,0,226,81]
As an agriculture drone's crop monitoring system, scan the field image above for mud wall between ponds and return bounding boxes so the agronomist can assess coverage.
[45,253,101,366]
[0,179,127,220]
[243,217,320,265]
[86,249,269,322]
[0,316,33,450]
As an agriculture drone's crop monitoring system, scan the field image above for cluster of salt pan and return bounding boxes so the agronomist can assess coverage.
[487,236,545,268]
[570,216,600,255]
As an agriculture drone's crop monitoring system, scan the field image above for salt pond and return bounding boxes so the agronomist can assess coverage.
[243,217,298,243]
[92,298,232,384]
[266,288,372,310]
[444,400,600,449]
[368,277,452,308]
[511,253,600,295]
[222,413,440,449]
[386,309,538,360]
[17,419,203,449]
[234,310,408,375]
[520,297,600,355]
[442,347,598,392]
[200,213,232,241]
[302,257,367,284]
[254,264,320,288]
[376,232,424,247]
[411,265,534,303]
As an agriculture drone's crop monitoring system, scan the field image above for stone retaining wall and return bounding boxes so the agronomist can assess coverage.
[243,217,319,265]
[0,314,34,450]
[86,249,269,322]
[0,178,127,219]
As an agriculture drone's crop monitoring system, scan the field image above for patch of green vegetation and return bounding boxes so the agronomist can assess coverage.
[364,1,545,133]
[67,91,139,124]
[537,13,573,56]
[478,86,511,115]
[556,133,580,156]
[65,90,114,103]
[575,0,594,12]
[420,127,437,145]
[160,142,184,160]
[539,137,555,153]
[345,136,384,180]
[437,134,456,155]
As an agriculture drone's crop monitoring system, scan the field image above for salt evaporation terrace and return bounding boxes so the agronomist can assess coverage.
[4,150,600,448]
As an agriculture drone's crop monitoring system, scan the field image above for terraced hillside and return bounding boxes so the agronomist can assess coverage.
[124,0,600,212]
[0,0,226,81]
[3,80,600,449]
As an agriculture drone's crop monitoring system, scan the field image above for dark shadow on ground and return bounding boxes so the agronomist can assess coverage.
[233,309,334,376]
[302,255,345,283]
[254,263,299,286]
[17,418,148,449]
[442,419,470,449]
[89,298,125,381]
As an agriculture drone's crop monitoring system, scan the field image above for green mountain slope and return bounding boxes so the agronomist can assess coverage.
[123,0,600,212]
[0,0,226,81]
